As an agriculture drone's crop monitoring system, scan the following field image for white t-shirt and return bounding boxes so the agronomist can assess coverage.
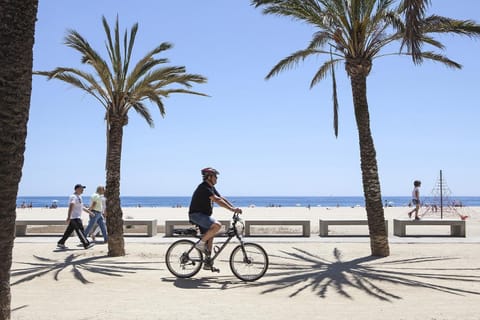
[69,194,84,219]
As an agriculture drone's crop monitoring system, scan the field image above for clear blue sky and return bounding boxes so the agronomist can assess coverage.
[19,1,480,197]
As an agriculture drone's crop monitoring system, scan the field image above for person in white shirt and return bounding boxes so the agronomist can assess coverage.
[57,184,94,249]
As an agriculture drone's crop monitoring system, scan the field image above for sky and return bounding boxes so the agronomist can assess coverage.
[19,0,480,197]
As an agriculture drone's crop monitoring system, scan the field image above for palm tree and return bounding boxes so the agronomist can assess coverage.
[36,16,207,256]
[0,0,38,318]
[252,0,480,256]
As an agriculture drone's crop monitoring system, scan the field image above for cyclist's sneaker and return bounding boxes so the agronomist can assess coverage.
[203,263,220,272]
[195,241,209,255]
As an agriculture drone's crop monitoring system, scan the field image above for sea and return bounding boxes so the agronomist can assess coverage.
[16,195,480,209]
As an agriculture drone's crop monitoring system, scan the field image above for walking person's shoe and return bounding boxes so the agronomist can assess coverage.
[414,216,421,221]
[84,242,95,249]
[57,243,67,249]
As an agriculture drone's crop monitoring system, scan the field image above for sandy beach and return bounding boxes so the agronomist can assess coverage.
[14,205,480,236]
[11,206,480,319]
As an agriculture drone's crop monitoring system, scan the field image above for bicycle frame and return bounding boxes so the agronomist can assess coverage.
[189,213,244,264]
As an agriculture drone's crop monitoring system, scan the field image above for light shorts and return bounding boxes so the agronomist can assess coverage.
[189,212,218,233]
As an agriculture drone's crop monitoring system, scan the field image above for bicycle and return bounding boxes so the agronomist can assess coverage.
[165,213,269,282]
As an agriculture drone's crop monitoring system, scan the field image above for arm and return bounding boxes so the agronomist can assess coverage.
[66,202,74,222]
[210,195,242,214]
[83,207,93,216]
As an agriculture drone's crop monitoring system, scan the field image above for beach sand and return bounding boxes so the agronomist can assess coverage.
[11,206,480,319]
[15,205,480,236]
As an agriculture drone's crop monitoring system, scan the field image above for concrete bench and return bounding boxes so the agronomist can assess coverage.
[123,219,157,236]
[15,220,66,236]
[319,219,388,237]
[393,219,466,237]
[164,220,231,237]
[15,218,158,237]
[244,220,310,237]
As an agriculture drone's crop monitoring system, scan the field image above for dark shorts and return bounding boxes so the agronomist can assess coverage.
[189,212,218,233]
[412,199,420,205]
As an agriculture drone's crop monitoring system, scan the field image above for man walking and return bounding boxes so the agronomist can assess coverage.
[84,185,108,243]
[57,184,94,249]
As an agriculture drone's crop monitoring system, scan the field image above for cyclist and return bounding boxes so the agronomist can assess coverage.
[188,167,242,270]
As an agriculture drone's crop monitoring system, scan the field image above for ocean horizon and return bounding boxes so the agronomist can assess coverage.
[16,195,480,209]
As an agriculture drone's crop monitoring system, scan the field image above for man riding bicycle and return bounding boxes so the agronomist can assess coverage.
[188,167,242,270]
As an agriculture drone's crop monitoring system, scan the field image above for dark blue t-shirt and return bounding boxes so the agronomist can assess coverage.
[188,181,220,216]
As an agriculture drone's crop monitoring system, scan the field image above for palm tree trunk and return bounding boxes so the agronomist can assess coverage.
[0,1,38,318]
[105,113,126,256]
[348,66,390,257]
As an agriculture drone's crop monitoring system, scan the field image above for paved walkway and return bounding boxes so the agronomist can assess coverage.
[10,238,480,320]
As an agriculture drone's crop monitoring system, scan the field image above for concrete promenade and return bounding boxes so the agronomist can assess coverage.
[10,233,480,320]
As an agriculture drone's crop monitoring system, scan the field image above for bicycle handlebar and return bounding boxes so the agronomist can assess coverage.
[232,212,242,221]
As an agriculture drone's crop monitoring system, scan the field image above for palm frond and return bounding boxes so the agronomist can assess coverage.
[128,101,155,127]
[330,49,339,138]
[308,30,331,49]
[64,29,114,98]
[34,68,109,107]
[400,0,431,64]
[123,21,138,77]
[310,57,343,88]
[266,48,329,79]
[417,51,462,69]
[125,43,172,91]
[155,88,210,98]
[422,15,480,37]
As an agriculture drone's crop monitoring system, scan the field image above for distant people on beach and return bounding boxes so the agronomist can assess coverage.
[407,180,421,220]
[188,167,242,272]
[84,186,108,244]
[57,184,94,250]
[21,202,33,209]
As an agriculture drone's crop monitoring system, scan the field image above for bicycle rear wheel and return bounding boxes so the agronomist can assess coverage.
[229,242,268,282]
[165,239,203,278]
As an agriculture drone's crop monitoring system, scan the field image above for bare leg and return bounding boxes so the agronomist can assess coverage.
[414,204,420,219]
[201,222,221,252]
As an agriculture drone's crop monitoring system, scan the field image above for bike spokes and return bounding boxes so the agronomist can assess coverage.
[165,239,203,278]
[230,243,269,282]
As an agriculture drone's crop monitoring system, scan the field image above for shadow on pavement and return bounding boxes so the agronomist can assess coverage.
[245,247,480,301]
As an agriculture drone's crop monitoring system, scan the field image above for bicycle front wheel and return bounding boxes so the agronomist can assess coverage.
[165,239,203,278]
[230,242,268,282]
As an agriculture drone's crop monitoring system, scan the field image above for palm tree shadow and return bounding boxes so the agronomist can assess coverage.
[11,254,158,285]
[248,247,480,301]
